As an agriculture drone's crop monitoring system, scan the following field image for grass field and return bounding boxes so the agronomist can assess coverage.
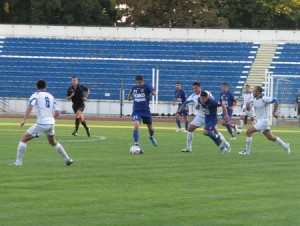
[0,117,299,226]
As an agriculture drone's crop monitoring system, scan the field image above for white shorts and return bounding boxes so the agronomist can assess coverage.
[253,119,270,132]
[240,109,255,117]
[190,115,205,127]
[27,124,55,138]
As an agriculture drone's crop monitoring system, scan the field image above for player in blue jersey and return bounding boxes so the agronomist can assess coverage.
[128,75,158,153]
[177,82,211,152]
[172,81,188,132]
[219,83,238,140]
[199,91,231,153]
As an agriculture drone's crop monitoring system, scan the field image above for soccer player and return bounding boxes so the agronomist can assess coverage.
[128,75,158,153]
[239,86,290,156]
[238,84,255,133]
[295,89,300,125]
[172,81,188,132]
[67,76,91,137]
[177,82,212,152]
[199,91,231,153]
[9,80,73,166]
[219,82,238,140]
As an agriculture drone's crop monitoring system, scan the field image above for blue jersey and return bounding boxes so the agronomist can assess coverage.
[131,84,154,112]
[174,89,187,107]
[200,98,222,124]
[219,91,237,118]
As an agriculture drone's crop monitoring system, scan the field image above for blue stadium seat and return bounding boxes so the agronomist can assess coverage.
[0,37,259,100]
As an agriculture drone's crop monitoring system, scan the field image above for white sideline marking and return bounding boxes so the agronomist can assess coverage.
[37,135,107,143]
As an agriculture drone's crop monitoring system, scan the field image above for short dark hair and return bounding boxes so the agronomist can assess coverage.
[176,81,181,85]
[200,91,208,97]
[255,86,263,94]
[222,82,228,86]
[245,84,250,87]
[135,75,143,81]
[37,80,47,89]
[193,82,201,87]
[72,76,77,79]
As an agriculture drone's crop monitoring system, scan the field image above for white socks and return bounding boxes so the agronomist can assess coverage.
[239,120,244,129]
[16,141,27,164]
[186,132,193,150]
[245,137,252,152]
[275,137,288,150]
[54,143,70,161]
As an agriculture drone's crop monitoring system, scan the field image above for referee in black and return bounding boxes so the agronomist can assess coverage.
[67,76,91,136]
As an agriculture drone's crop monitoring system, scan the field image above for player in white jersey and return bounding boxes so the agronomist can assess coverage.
[239,86,290,156]
[237,84,255,133]
[9,80,73,166]
[176,82,212,152]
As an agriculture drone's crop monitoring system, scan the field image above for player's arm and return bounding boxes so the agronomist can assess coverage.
[272,99,279,119]
[229,96,238,110]
[19,105,33,127]
[246,101,253,111]
[152,90,158,96]
[82,88,90,101]
[128,89,133,101]
[67,89,75,100]
[53,110,60,119]
[172,96,177,106]
[177,100,192,113]
[221,103,229,121]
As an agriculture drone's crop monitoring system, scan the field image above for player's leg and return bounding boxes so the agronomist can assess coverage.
[47,127,73,165]
[175,112,182,132]
[10,132,34,166]
[79,107,90,137]
[183,109,189,132]
[144,116,158,146]
[239,121,260,156]
[10,124,38,166]
[203,122,226,153]
[132,114,141,147]
[263,130,290,154]
[182,115,202,152]
[72,106,80,136]
[221,116,236,139]
[238,112,246,133]
[215,129,231,152]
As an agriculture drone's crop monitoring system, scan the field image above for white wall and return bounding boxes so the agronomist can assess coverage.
[1,24,300,43]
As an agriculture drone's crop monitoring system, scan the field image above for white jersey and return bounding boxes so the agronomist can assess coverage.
[28,91,59,125]
[251,96,276,121]
[242,92,254,110]
[185,90,213,117]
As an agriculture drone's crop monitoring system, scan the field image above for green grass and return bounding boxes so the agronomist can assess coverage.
[0,117,300,226]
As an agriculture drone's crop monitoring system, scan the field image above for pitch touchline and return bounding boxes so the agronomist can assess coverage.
[0,122,298,133]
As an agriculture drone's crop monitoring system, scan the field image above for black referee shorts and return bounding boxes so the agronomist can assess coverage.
[72,104,85,113]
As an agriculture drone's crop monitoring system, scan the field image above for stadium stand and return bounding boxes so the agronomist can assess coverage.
[0,37,259,101]
[268,43,300,104]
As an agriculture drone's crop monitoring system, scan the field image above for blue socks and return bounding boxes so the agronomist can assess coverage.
[185,121,189,130]
[206,131,222,146]
[133,130,139,146]
[176,119,181,129]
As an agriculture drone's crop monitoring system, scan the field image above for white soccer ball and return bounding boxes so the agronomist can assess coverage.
[130,146,140,155]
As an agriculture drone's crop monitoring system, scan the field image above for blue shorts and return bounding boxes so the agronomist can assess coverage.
[222,109,233,121]
[177,109,189,117]
[204,119,218,131]
[132,111,152,125]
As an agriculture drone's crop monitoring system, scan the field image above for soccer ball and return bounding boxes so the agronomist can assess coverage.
[130,146,140,155]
